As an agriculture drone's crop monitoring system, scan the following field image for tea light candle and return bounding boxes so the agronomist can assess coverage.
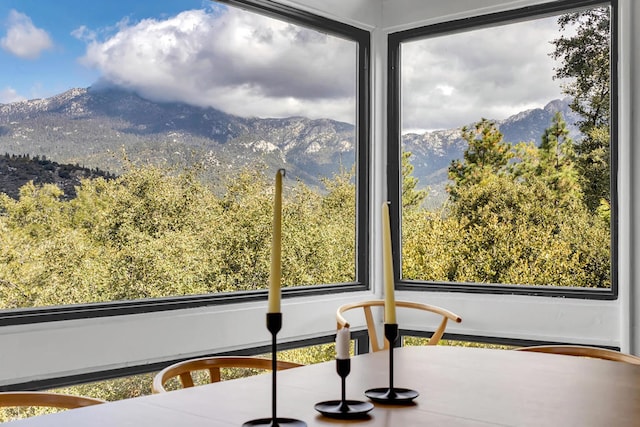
[336,327,350,359]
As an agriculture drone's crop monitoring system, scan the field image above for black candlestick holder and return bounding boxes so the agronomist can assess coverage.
[243,312,306,427]
[314,358,374,419]
[364,323,419,404]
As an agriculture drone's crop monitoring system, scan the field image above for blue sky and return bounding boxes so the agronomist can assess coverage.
[0,1,568,130]
[0,1,207,103]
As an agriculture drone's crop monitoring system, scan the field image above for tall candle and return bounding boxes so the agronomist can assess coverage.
[382,202,397,324]
[268,169,285,313]
[336,327,350,359]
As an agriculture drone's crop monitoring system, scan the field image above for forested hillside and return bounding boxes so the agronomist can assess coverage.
[0,154,114,200]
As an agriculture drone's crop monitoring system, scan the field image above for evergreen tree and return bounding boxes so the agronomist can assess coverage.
[402,151,428,209]
[551,7,611,211]
[447,118,512,201]
[537,112,581,204]
[551,8,610,131]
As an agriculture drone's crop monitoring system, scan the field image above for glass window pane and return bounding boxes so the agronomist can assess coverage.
[0,1,358,309]
[399,6,612,288]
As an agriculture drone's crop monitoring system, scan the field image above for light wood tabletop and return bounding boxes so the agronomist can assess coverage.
[6,346,640,426]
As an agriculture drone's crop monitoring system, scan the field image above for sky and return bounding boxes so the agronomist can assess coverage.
[401,15,569,133]
[0,1,569,130]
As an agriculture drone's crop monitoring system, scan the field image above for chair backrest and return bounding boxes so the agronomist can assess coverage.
[336,299,462,352]
[0,392,105,409]
[152,356,304,393]
[515,345,640,365]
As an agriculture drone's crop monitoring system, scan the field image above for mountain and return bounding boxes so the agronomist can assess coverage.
[0,87,355,191]
[0,87,579,200]
[402,98,580,206]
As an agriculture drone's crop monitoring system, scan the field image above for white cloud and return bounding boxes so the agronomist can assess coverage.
[78,8,357,123]
[0,86,25,103]
[401,16,568,132]
[1,10,53,59]
[71,25,97,43]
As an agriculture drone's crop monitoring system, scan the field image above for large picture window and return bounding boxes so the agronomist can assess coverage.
[0,0,369,321]
[388,0,615,296]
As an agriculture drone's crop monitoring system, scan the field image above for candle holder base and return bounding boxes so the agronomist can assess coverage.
[364,387,418,404]
[314,400,373,419]
[242,418,307,426]
[243,313,306,426]
[364,323,419,405]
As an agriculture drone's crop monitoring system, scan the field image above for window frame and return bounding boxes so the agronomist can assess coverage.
[387,0,618,300]
[0,0,371,326]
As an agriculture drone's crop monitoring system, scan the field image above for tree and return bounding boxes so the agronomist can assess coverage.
[551,6,611,211]
[551,8,610,131]
[0,162,359,309]
[402,116,610,289]
[448,173,609,287]
[447,119,512,201]
[401,151,428,210]
[536,112,581,205]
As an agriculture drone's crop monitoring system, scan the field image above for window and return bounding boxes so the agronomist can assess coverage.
[0,0,369,322]
[388,0,616,297]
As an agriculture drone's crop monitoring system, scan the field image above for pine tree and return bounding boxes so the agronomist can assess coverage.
[447,118,512,201]
[402,151,428,209]
[551,7,611,211]
[537,112,581,204]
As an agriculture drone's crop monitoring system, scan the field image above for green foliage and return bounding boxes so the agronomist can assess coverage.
[402,151,428,209]
[514,112,582,206]
[284,170,355,285]
[404,336,514,350]
[403,115,610,288]
[0,406,63,423]
[264,342,338,366]
[0,153,115,201]
[0,164,356,309]
[447,119,512,201]
[0,163,356,411]
[449,175,608,286]
[0,374,155,422]
[551,8,611,132]
[576,125,611,211]
[551,7,611,212]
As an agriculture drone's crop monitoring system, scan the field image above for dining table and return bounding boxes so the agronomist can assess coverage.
[6,345,640,426]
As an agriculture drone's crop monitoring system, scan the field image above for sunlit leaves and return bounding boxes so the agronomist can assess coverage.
[0,163,356,309]
[403,115,610,288]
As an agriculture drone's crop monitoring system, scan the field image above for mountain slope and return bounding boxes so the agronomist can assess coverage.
[0,154,114,200]
[0,87,355,189]
[0,87,579,197]
[402,98,580,205]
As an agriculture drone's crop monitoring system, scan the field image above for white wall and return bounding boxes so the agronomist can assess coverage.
[269,0,381,29]
[0,0,637,387]
[622,0,640,353]
[0,292,376,387]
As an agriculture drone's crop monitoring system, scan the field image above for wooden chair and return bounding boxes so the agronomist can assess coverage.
[152,356,304,393]
[515,345,640,365]
[336,299,462,352]
[0,391,105,410]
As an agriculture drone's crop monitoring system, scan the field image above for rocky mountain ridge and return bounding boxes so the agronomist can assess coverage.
[0,87,354,190]
[0,87,579,199]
